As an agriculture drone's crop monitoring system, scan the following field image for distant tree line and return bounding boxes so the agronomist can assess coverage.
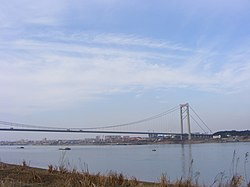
[213,130,250,138]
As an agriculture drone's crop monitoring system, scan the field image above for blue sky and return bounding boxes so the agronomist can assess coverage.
[0,0,250,140]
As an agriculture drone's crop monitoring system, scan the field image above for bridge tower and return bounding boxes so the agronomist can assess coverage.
[180,103,191,140]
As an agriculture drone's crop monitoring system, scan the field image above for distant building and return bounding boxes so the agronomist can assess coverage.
[148,133,158,138]
[105,135,122,142]
[95,136,101,142]
[213,135,221,139]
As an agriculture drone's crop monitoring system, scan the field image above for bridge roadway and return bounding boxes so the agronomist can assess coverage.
[0,128,212,138]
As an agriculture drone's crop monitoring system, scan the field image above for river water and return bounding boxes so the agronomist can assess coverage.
[0,142,249,185]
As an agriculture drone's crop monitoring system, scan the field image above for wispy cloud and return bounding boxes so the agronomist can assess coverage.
[81,33,190,51]
[0,1,65,29]
[0,31,250,114]
[24,31,191,52]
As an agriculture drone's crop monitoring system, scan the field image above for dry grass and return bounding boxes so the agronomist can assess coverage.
[0,162,141,187]
[0,161,249,187]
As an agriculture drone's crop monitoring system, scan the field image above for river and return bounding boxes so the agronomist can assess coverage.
[0,142,249,185]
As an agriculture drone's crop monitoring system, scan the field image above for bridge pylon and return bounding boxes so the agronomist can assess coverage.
[180,103,191,140]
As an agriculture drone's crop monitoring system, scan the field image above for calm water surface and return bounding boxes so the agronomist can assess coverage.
[0,142,249,185]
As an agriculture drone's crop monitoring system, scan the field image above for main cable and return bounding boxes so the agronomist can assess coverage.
[189,106,212,133]
[74,105,180,130]
[190,115,207,133]
[0,105,180,130]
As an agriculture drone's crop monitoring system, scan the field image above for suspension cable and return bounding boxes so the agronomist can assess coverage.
[190,114,207,133]
[74,105,180,130]
[0,120,65,130]
[0,105,180,130]
[189,106,212,133]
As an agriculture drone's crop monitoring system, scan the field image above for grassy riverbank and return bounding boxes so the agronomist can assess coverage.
[0,162,248,187]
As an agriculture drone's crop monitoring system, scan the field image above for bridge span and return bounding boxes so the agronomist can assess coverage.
[0,128,212,139]
[0,103,213,140]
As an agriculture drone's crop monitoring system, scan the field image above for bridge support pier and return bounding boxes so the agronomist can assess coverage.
[180,103,191,140]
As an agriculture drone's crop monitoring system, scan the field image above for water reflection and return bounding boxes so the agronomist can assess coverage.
[181,144,193,179]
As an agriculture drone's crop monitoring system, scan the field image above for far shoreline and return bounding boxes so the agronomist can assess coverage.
[1,138,250,147]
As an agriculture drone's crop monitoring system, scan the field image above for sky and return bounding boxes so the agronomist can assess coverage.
[0,0,250,140]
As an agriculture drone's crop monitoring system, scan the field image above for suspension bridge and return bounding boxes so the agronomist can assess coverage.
[0,103,212,140]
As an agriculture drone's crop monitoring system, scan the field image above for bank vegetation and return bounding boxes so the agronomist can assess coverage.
[0,161,249,187]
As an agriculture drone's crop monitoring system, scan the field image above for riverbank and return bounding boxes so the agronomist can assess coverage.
[0,161,143,187]
[0,162,247,187]
[0,162,196,187]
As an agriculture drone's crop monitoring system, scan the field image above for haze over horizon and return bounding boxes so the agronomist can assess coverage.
[0,0,250,140]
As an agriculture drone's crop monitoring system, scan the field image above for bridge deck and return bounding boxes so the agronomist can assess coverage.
[0,128,212,137]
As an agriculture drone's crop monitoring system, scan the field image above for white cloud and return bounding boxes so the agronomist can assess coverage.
[0,0,65,29]
[1,32,250,114]
[85,33,190,51]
